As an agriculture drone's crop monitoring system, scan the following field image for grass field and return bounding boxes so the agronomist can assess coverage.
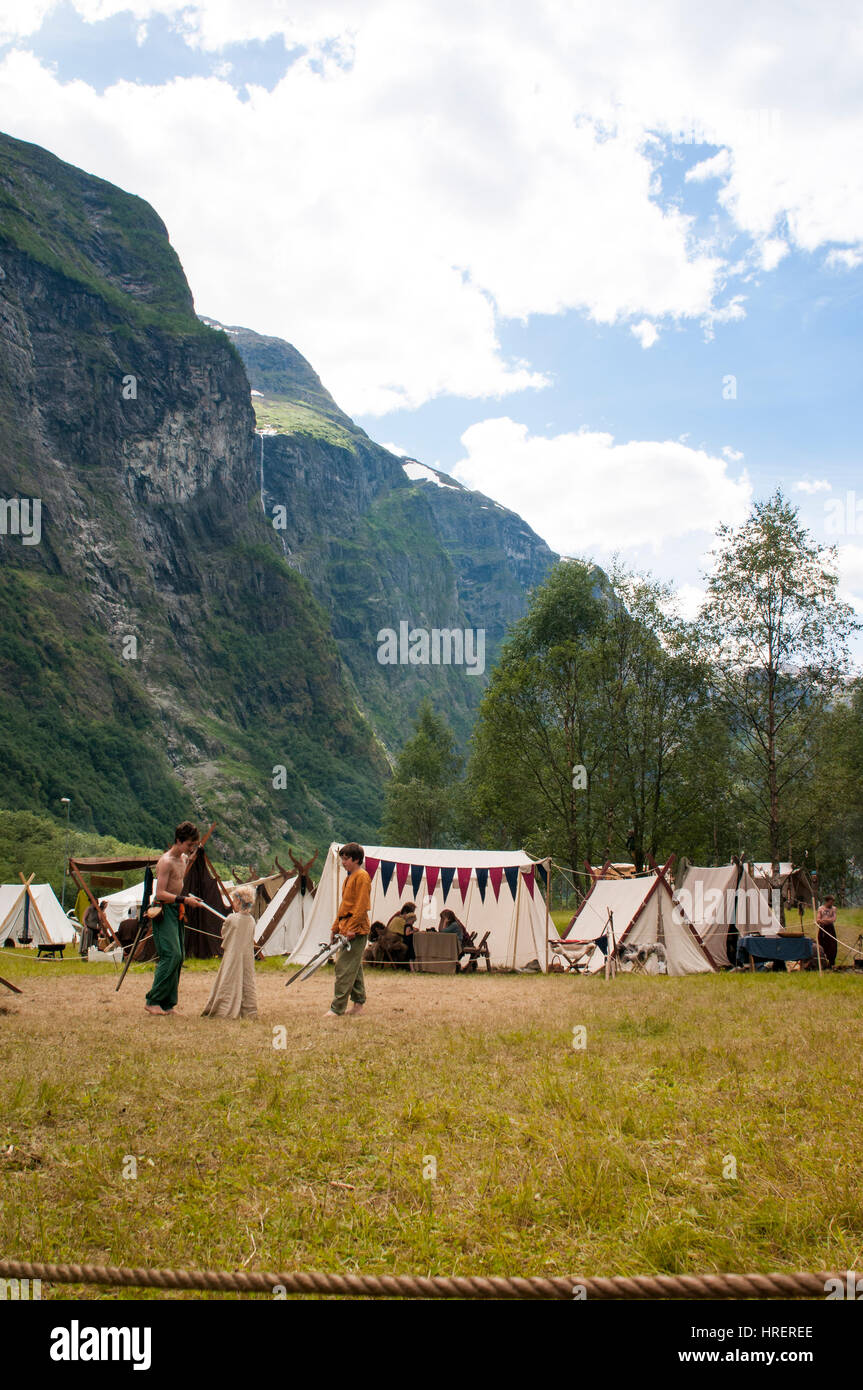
[2,927,862,1301]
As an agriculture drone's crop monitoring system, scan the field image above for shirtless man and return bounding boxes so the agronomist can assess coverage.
[144,821,203,1016]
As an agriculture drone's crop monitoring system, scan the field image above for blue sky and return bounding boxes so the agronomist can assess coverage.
[1,1,861,643]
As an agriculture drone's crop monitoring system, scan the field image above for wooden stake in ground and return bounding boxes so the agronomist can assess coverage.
[0,974,22,995]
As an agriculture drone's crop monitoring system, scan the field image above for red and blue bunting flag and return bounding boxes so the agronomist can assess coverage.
[440,866,456,901]
[410,864,424,898]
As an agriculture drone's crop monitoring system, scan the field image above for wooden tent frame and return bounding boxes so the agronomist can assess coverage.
[255,850,318,955]
[68,823,230,952]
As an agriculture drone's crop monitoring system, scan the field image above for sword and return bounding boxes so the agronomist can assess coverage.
[285,934,351,988]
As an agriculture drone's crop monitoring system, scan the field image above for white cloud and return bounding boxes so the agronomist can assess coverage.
[837,543,863,616]
[825,246,863,270]
[685,148,731,182]
[794,478,831,494]
[759,237,788,270]
[2,3,863,410]
[722,446,744,461]
[380,441,409,456]
[673,583,707,621]
[631,319,659,348]
[451,417,752,556]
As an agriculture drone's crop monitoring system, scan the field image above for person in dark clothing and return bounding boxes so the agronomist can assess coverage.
[438,908,469,950]
[816,896,839,968]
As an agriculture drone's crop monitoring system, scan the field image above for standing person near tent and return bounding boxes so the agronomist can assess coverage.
[81,900,104,957]
[816,896,839,969]
[145,822,203,1017]
[324,843,371,1019]
[202,885,258,1019]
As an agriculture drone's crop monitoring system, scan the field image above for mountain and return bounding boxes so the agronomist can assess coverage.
[0,130,555,860]
[0,131,387,859]
[205,321,557,751]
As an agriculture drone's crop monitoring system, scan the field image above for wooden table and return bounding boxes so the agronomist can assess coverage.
[411,931,459,974]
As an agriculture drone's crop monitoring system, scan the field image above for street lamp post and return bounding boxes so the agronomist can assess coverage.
[60,797,71,910]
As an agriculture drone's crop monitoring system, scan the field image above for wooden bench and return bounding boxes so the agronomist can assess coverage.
[36,943,67,959]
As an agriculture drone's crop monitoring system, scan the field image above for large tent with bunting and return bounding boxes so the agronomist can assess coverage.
[287,843,551,971]
[560,857,714,976]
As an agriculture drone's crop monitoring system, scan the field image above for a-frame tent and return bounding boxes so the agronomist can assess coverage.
[288,843,550,971]
[254,853,317,957]
[674,863,782,968]
[0,879,77,947]
[562,857,714,976]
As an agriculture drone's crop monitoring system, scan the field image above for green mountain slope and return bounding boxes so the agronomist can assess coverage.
[207,321,558,754]
[0,131,388,860]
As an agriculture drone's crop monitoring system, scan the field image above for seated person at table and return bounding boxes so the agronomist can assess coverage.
[387,902,417,937]
[438,908,469,950]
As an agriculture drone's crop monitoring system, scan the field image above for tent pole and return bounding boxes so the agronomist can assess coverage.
[67,860,120,945]
[544,858,551,974]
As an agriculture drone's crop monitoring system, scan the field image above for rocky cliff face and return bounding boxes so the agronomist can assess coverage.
[0,131,557,860]
[0,132,388,857]
[209,322,557,753]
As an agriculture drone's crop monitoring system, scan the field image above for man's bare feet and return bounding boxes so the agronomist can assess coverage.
[348,1003,365,1016]
[144,1004,166,1015]
[322,1009,341,1019]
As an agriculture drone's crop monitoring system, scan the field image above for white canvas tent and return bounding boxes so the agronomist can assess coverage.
[100,880,150,931]
[562,870,714,976]
[288,844,550,971]
[254,874,308,957]
[674,864,782,968]
[0,881,77,947]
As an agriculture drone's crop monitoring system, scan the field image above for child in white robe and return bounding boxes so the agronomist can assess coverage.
[202,886,258,1019]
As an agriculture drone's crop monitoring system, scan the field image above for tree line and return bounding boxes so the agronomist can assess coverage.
[381,491,863,902]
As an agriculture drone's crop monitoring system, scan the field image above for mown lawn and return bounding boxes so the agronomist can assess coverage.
[1,951,861,1299]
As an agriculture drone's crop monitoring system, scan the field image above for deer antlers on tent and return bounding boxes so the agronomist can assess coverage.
[277,849,319,882]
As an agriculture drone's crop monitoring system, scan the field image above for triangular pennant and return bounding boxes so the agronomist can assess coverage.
[364,856,380,881]
[476,867,489,902]
[535,861,548,888]
[426,865,440,897]
[396,861,410,897]
[503,866,520,900]
[489,867,503,901]
[456,866,472,899]
[523,868,535,899]
[440,867,456,901]
[380,860,395,894]
[410,864,424,899]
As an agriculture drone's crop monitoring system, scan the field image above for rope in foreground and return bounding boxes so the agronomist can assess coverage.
[0,1259,842,1299]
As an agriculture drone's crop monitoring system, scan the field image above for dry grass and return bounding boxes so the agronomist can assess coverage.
[1,952,862,1299]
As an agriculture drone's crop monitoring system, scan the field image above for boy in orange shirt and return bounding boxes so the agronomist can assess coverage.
[324,842,372,1018]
